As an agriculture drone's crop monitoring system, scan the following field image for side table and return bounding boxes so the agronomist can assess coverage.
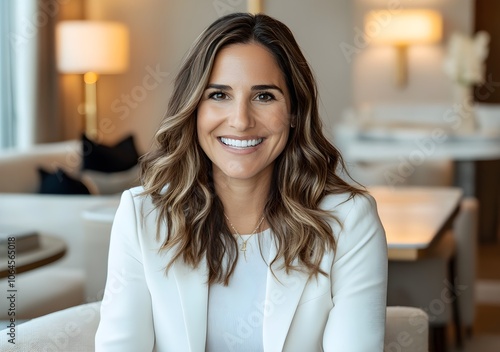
[0,235,66,278]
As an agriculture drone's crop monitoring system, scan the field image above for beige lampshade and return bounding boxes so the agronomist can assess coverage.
[366,10,442,46]
[56,21,129,74]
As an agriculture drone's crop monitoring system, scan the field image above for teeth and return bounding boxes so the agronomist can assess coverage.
[220,137,263,148]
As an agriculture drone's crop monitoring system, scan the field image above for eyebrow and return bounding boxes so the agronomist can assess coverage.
[206,83,284,95]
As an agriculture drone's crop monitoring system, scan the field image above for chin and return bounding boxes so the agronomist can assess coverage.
[222,171,256,180]
[213,162,274,182]
[217,167,259,180]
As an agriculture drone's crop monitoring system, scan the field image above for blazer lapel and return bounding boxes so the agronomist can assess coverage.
[262,241,309,352]
[172,257,209,352]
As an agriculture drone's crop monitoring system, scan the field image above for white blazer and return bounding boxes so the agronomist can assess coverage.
[95,187,388,352]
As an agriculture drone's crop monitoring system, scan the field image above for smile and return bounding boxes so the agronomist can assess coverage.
[219,137,263,148]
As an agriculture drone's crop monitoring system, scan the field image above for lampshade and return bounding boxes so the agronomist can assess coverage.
[366,10,442,46]
[56,21,129,74]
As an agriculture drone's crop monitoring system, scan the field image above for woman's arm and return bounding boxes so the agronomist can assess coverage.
[95,190,155,352]
[323,193,388,351]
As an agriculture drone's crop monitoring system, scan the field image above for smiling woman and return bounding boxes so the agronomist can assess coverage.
[95,13,388,352]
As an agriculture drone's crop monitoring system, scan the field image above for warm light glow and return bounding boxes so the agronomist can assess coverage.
[364,9,442,88]
[56,21,129,74]
[366,10,442,46]
[83,72,98,84]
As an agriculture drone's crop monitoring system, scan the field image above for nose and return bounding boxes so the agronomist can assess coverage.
[227,99,254,131]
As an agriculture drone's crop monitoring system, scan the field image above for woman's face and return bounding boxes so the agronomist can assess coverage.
[197,42,291,184]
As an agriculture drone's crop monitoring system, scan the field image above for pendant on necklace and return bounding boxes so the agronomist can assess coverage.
[240,240,248,260]
[224,213,265,262]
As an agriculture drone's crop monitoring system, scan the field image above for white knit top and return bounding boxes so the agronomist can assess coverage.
[206,229,272,352]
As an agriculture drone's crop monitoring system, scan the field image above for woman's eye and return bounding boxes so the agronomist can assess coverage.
[256,92,275,102]
[209,92,227,101]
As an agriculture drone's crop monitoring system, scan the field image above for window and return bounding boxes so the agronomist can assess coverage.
[0,0,16,149]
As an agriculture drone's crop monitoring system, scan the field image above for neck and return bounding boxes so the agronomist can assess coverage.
[214,171,271,234]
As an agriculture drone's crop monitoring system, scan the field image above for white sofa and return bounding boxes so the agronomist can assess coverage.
[0,141,123,319]
[0,302,429,352]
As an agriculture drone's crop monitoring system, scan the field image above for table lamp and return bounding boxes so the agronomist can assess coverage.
[56,21,129,140]
[365,9,442,87]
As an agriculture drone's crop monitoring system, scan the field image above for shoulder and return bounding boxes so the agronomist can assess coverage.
[121,186,155,213]
[117,186,157,227]
[320,191,378,224]
[129,185,145,195]
[112,186,166,250]
[321,191,386,259]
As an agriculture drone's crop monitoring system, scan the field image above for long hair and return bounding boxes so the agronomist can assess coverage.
[140,13,363,285]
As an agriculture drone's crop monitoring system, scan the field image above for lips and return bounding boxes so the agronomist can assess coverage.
[219,137,263,148]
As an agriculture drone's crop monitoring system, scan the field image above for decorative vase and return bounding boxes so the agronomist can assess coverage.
[452,83,477,134]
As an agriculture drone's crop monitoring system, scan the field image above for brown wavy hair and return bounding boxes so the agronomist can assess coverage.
[140,13,363,285]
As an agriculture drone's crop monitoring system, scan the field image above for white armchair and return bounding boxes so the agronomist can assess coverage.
[0,302,429,351]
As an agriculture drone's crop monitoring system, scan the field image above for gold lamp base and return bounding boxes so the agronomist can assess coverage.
[395,45,408,88]
[83,72,99,140]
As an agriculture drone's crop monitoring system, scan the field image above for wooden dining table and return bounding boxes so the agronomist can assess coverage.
[369,186,463,261]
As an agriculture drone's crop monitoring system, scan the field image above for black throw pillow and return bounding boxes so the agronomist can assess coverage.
[38,168,90,195]
[82,134,139,173]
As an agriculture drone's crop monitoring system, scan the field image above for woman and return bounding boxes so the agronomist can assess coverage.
[95,13,387,351]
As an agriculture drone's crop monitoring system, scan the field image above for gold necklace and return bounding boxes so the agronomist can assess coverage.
[224,214,265,261]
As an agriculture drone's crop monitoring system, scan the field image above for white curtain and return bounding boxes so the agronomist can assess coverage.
[0,0,60,150]
[0,1,16,148]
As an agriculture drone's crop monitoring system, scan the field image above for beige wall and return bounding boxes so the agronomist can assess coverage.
[78,0,352,151]
[265,0,353,139]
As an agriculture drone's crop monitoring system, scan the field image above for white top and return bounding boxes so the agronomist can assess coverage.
[95,187,387,351]
[207,230,272,352]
